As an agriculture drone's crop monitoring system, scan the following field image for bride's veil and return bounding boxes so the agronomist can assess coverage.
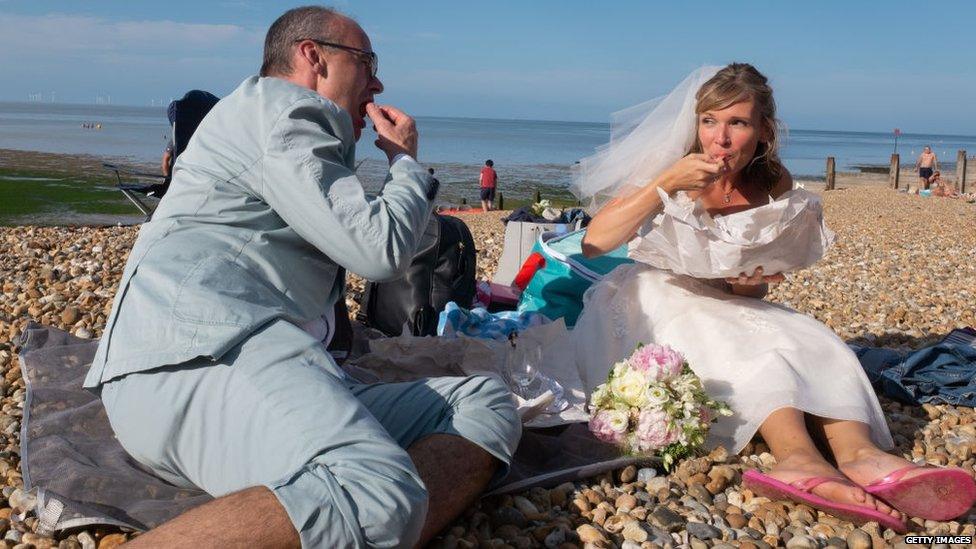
[571,66,722,210]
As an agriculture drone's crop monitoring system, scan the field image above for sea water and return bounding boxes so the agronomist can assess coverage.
[2,101,975,201]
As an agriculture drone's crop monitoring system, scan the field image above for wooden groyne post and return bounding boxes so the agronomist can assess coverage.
[498,192,504,210]
[825,157,835,190]
[889,154,900,189]
[957,150,968,193]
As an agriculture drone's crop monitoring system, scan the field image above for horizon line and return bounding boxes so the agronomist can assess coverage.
[2,99,975,140]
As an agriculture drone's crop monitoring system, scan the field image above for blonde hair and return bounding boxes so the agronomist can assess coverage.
[689,63,783,192]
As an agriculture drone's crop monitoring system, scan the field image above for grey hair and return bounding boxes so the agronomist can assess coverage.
[260,6,348,77]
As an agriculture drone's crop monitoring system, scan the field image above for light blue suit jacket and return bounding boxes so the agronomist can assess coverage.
[85,76,436,388]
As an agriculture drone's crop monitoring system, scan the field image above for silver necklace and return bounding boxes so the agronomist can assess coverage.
[722,184,734,204]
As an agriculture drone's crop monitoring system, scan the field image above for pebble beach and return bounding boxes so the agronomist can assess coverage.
[1,177,975,547]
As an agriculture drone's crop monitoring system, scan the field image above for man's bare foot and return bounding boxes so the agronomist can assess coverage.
[766,450,902,519]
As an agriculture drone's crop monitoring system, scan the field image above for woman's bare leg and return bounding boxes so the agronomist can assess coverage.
[759,408,900,517]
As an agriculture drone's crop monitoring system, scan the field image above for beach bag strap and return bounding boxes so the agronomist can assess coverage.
[538,230,603,282]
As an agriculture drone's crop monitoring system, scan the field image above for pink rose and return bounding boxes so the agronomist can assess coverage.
[634,409,672,451]
[628,344,685,380]
[589,410,628,445]
[652,345,685,378]
[627,345,658,376]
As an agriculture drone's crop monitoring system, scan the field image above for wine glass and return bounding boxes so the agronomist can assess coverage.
[506,340,542,399]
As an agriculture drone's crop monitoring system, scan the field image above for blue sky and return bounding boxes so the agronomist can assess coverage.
[1,1,974,134]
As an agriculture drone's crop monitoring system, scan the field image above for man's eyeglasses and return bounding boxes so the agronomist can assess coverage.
[297,38,378,78]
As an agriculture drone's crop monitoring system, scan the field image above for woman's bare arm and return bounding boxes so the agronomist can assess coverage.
[581,182,667,258]
[582,154,723,257]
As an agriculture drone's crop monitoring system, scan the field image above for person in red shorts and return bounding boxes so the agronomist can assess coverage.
[479,159,498,212]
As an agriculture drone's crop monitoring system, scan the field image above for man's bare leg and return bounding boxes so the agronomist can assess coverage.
[481,199,490,212]
[123,486,299,548]
[410,433,497,547]
[124,435,497,548]
[758,407,900,518]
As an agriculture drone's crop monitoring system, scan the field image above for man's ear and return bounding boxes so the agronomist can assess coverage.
[297,41,328,76]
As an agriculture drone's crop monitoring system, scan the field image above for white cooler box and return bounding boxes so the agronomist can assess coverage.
[492,221,582,286]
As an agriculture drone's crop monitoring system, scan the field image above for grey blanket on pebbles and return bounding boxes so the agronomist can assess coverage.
[17,322,643,533]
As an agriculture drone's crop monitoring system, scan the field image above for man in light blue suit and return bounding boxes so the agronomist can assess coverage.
[85,6,520,548]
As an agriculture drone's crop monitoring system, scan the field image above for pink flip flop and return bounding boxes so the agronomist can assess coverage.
[742,470,908,533]
[862,465,976,521]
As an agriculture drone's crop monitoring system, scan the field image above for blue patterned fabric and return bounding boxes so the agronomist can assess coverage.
[437,302,550,340]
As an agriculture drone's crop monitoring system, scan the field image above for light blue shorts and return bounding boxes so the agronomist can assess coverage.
[100,320,521,548]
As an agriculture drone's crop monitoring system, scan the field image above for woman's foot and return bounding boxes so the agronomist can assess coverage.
[766,449,902,519]
[835,446,920,487]
[837,447,976,520]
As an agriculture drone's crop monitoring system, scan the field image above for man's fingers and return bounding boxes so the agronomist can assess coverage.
[374,104,411,125]
[365,103,393,132]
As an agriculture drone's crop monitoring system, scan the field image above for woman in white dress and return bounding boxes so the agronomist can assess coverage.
[572,64,974,527]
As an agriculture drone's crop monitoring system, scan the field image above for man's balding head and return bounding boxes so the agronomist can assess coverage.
[261,6,352,77]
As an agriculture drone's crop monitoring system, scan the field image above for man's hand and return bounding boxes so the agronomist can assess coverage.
[366,103,418,163]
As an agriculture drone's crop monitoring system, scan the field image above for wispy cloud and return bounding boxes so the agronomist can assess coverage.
[0,12,265,102]
[0,12,262,56]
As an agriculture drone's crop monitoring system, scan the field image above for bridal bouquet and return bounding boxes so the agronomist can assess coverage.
[587,343,731,469]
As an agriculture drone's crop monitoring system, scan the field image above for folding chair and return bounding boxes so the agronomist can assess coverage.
[104,89,220,220]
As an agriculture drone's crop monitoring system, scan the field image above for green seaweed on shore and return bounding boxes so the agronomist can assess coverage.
[0,167,145,226]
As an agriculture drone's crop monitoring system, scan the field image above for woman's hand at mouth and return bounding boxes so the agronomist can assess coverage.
[658,153,727,196]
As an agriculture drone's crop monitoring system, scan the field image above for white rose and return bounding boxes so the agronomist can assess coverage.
[606,408,630,433]
[646,384,670,405]
[590,384,610,407]
[609,366,649,407]
[611,361,630,379]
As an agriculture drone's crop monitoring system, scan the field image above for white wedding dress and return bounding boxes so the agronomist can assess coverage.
[573,262,894,454]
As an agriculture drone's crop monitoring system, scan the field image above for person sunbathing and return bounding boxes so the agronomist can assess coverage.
[930,172,961,198]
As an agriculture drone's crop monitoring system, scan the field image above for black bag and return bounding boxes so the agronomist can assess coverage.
[359,214,477,336]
